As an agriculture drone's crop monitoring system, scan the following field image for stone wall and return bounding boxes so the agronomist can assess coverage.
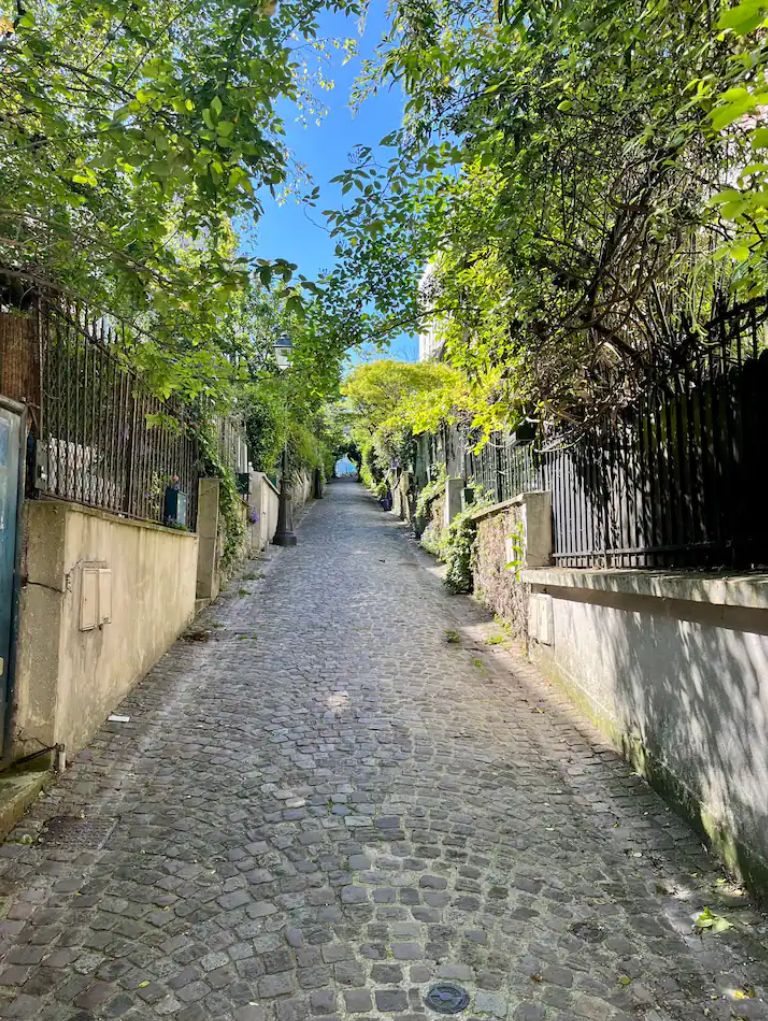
[470,491,552,638]
[419,492,446,553]
[473,502,529,637]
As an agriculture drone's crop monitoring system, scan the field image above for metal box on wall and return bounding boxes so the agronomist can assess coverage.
[164,486,187,527]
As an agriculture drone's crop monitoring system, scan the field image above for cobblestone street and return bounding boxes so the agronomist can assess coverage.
[1,480,767,1021]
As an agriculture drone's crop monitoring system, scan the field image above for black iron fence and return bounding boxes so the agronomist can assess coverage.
[425,345,768,571]
[39,303,201,528]
[465,433,540,505]
[542,350,768,569]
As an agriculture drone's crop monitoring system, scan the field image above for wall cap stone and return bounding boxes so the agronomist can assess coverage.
[469,489,550,523]
[37,497,199,540]
[521,567,768,610]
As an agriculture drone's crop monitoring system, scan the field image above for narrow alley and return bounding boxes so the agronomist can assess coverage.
[0,481,766,1021]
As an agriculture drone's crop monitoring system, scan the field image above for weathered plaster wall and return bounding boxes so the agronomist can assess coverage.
[196,477,220,601]
[14,499,198,760]
[524,568,768,893]
[291,470,314,518]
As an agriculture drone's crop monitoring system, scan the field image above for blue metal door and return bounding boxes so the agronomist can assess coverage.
[0,403,21,754]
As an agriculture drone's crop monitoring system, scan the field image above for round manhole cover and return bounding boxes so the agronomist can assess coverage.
[425,983,470,1014]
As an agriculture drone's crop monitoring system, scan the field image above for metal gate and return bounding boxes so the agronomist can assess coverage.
[0,399,23,757]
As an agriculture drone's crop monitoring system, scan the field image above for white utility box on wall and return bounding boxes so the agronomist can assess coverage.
[529,592,554,645]
[79,563,112,631]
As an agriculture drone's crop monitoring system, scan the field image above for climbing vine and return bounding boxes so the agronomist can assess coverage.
[198,423,247,569]
[441,487,494,594]
[415,466,447,520]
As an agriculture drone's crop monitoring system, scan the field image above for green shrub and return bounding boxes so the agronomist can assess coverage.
[420,482,492,594]
[443,509,478,594]
[415,465,446,519]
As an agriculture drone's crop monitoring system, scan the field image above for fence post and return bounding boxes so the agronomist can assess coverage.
[443,477,464,528]
[521,491,553,568]
[196,477,221,601]
[123,389,137,514]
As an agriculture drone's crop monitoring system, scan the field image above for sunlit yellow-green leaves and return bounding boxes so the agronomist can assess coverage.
[318,0,735,428]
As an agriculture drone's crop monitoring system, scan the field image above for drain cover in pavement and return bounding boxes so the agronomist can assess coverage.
[425,983,470,1014]
[570,920,605,943]
[41,815,117,849]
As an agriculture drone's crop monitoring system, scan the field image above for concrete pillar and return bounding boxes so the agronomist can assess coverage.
[247,471,264,554]
[500,490,553,569]
[521,490,553,568]
[443,476,464,529]
[398,472,412,521]
[196,477,220,601]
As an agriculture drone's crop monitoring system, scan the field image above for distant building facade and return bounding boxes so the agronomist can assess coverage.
[417,263,446,362]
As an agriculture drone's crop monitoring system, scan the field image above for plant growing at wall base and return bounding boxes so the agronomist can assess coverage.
[359,441,383,492]
[504,520,526,582]
[443,508,479,595]
[428,484,492,595]
[415,466,446,520]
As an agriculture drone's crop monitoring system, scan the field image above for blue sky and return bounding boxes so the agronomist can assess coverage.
[250,4,418,362]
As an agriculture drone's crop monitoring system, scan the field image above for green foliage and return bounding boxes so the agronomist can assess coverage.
[415,465,446,519]
[443,509,479,595]
[328,436,361,479]
[318,403,360,479]
[694,1,768,290]
[0,0,361,406]
[504,520,526,581]
[246,396,282,475]
[199,423,246,569]
[420,482,492,594]
[359,441,381,492]
[693,906,733,934]
[287,418,325,473]
[244,300,350,481]
[317,0,742,429]
[341,359,466,474]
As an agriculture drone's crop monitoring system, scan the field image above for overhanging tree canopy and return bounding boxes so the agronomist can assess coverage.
[316,0,760,431]
[0,0,361,402]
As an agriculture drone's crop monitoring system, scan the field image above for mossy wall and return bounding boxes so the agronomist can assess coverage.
[473,506,529,638]
[419,493,445,553]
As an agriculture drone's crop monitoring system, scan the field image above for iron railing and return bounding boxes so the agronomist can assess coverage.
[465,433,540,504]
[541,350,768,569]
[40,303,201,528]
[421,306,768,569]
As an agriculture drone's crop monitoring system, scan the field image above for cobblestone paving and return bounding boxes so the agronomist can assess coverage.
[1,480,768,1021]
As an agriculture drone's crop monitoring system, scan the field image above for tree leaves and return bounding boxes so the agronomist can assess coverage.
[0,0,360,406]
[694,906,733,934]
[318,0,736,428]
[717,0,768,35]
